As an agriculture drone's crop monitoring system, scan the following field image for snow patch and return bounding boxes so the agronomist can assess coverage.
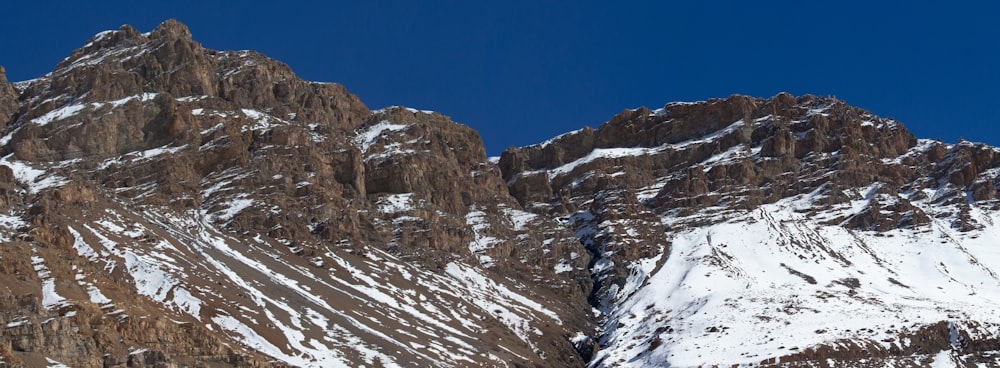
[378,193,414,213]
[87,285,112,305]
[1,155,70,194]
[45,358,71,368]
[240,108,288,132]
[210,194,253,222]
[353,121,408,153]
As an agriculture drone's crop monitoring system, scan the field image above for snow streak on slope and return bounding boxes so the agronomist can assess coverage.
[592,189,1000,367]
[445,262,561,355]
[466,208,502,267]
[29,93,159,126]
[58,196,561,367]
[32,248,68,311]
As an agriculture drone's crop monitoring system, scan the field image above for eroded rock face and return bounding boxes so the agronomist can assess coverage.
[357,107,593,301]
[0,66,17,127]
[499,93,939,231]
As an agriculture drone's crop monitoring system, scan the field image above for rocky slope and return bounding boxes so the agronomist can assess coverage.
[2,19,1000,367]
[0,20,591,367]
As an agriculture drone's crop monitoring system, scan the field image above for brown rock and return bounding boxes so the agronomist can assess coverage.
[149,18,192,41]
[0,65,17,128]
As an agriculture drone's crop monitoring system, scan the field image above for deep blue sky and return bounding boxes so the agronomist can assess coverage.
[1,1,997,155]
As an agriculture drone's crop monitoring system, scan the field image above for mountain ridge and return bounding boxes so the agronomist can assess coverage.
[1,19,1000,368]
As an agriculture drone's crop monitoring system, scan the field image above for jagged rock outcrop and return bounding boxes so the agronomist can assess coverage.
[9,19,367,163]
[356,107,593,301]
[0,66,17,127]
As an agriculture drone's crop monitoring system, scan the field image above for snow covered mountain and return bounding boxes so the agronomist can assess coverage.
[499,95,1000,367]
[1,19,1000,367]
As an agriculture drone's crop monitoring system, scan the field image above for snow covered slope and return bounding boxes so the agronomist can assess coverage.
[597,189,1000,367]
[501,94,1000,367]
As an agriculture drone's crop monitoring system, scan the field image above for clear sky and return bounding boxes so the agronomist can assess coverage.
[1,1,997,155]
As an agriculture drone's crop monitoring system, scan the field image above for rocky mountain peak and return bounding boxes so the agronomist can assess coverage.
[500,93,920,212]
[149,18,192,41]
[58,25,146,69]
[6,20,368,163]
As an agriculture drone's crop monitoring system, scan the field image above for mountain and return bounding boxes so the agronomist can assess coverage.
[1,19,999,367]
[499,95,1000,367]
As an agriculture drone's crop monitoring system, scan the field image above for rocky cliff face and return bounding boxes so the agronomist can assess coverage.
[2,19,1000,368]
[0,66,17,128]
